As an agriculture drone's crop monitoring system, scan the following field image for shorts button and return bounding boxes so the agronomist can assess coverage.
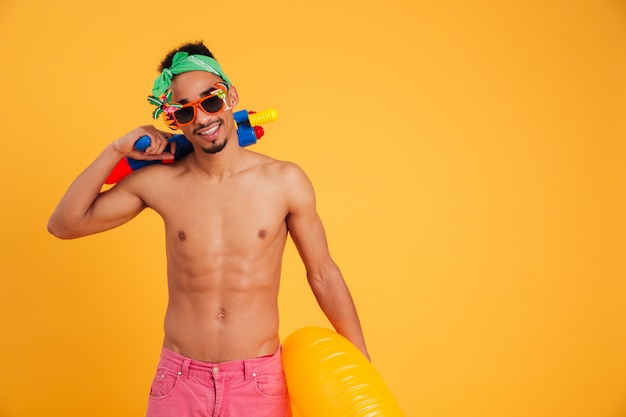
[213,366,219,374]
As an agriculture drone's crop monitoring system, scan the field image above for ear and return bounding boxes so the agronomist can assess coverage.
[227,85,239,108]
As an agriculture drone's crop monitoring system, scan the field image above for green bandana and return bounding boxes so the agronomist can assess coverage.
[151,52,232,96]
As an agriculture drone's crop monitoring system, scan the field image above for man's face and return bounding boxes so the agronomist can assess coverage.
[170,71,238,154]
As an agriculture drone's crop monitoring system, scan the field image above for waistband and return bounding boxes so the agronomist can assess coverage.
[157,346,283,381]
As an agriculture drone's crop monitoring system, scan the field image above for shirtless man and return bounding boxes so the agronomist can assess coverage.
[47,42,369,417]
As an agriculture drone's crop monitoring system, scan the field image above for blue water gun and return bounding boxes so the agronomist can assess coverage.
[105,108,278,184]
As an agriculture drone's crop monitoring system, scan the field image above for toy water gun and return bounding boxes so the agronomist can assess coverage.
[105,108,278,184]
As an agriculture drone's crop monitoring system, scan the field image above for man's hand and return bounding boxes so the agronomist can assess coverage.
[112,126,177,161]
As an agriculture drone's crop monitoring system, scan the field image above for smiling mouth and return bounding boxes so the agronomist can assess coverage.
[195,120,222,137]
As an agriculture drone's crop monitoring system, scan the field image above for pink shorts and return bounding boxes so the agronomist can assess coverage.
[146,347,292,417]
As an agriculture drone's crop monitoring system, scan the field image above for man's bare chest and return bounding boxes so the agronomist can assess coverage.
[147,179,288,248]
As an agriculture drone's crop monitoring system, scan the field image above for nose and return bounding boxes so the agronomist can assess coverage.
[194,104,213,125]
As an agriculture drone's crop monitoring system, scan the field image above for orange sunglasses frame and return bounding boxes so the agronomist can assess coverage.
[165,82,231,128]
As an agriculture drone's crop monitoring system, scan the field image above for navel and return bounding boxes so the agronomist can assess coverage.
[178,231,186,242]
[258,229,267,239]
[217,311,226,320]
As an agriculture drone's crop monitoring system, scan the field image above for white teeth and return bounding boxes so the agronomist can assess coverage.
[201,125,219,135]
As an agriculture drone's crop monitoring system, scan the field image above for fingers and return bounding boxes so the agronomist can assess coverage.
[142,127,169,154]
[124,126,176,160]
[169,139,177,156]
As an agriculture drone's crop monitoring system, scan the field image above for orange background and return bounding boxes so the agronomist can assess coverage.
[1,1,625,416]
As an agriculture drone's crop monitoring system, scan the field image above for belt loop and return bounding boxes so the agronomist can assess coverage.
[181,359,191,378]
[244,360,254,380]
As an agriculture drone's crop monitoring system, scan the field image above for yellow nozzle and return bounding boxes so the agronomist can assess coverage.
[249,108,278,126]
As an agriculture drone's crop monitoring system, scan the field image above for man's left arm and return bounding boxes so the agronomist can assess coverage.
[283,163,370,360]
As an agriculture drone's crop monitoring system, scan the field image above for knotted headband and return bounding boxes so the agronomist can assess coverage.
[151,51,232,97]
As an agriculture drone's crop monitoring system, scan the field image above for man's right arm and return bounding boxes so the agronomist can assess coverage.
[47,126,174,239]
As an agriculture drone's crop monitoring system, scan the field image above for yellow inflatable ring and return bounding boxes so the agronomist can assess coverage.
[282,327,404,417]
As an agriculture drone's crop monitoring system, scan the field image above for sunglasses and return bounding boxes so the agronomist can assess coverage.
[170,82,231,127]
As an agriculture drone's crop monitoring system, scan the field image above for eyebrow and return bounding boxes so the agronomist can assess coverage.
[177,87,218,105]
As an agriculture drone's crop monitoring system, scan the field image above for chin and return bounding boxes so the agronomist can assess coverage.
[202,138,228,154]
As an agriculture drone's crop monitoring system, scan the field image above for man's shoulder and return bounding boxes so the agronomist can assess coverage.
[247,152,304,177]
[259,157,313,193]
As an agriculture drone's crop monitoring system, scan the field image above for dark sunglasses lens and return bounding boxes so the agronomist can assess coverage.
[200,95,224,114]
[174,107,195,124]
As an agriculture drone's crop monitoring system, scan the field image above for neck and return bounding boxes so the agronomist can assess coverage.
[190,136,245,180]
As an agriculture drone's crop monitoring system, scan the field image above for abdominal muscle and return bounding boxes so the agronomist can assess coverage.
[162,289,281,363]
[160,228,286,363]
